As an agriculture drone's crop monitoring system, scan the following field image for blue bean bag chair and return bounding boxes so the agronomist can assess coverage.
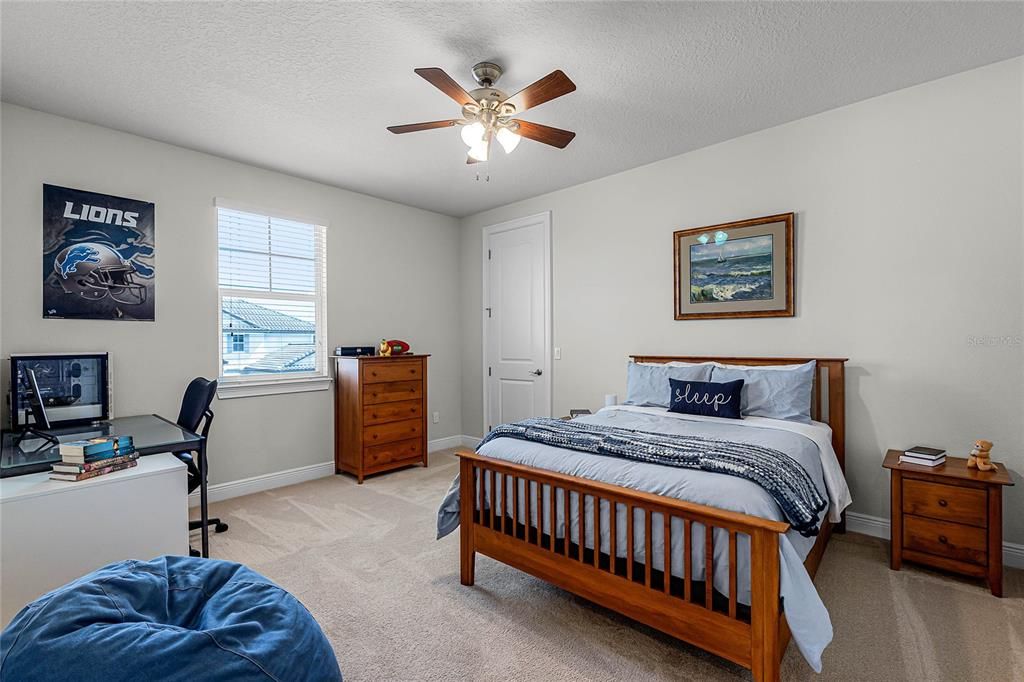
[0,555,342,682]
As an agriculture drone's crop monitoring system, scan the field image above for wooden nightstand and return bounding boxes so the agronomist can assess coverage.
[883,450,1013,596]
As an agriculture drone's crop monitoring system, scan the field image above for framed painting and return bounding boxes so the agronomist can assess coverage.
[673,213,794,320]
[43,184,155,321]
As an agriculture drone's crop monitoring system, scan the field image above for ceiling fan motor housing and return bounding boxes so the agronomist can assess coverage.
[471,61,503,87]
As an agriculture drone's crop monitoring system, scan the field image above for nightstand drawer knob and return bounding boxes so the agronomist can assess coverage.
[938,499,948,507]
[938,535,948,544]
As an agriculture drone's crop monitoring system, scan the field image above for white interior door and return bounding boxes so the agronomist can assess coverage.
[483,212,552,432]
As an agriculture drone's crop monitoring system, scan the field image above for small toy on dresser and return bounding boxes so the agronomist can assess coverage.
[966,439,997,471]
[378,338,392,357]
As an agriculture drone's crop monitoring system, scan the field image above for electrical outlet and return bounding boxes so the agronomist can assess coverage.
[432,411,440,424]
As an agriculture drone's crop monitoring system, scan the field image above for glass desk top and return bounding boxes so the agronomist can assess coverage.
[1,414,201,478]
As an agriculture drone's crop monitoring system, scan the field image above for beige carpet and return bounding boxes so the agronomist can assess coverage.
[201,449,1024,681]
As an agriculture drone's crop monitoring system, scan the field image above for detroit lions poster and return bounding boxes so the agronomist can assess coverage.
[43,184,155,321]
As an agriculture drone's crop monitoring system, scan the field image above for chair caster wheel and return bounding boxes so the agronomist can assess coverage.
[214,522,229,533]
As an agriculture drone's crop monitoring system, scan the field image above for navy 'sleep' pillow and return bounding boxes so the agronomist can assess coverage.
[668,378,744,419]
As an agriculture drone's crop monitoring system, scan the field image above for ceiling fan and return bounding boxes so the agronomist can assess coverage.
[387,62,577,164]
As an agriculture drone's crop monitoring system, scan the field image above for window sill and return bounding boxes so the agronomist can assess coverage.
[217,376,332,399]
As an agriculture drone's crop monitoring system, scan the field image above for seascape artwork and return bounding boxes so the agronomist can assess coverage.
[689,233,773,303]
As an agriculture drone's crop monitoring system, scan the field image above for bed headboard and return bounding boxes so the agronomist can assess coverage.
[629,355,847,471]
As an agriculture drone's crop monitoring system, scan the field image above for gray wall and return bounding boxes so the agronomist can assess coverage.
[1,104,463,486]
[459,58,1024,542]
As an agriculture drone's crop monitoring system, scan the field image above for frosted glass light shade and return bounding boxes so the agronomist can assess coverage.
[461,121,485,147]
[468,139,489,161]
[496,127,521,153]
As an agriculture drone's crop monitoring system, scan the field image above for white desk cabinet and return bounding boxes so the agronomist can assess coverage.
[0,453,189,626]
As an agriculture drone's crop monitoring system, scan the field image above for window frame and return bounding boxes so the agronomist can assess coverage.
[214,198,330,399]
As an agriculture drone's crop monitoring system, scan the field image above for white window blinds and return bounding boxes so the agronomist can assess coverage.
[217,206,327,381]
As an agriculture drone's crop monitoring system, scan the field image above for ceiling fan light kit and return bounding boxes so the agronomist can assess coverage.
[388,61,577,166]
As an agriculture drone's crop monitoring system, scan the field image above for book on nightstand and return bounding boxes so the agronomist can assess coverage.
[900,445,946,467]
[899,454,946,467]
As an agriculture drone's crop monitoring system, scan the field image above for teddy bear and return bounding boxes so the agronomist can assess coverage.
[378,338,392,357]
[966,439,996,472]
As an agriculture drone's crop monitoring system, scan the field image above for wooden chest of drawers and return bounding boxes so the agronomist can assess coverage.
[334,355,429,483]
[883,449,1013,596]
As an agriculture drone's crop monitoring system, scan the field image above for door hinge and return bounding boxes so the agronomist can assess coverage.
[488,367,492,377]
[485,307,492,318]
[488,425,493,432]
[487,249,492,260]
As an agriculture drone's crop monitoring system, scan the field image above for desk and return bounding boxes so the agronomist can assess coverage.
[1,415,212,557]
[0,453,188,626]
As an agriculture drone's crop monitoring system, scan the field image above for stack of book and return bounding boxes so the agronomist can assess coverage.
[899,446,946,467]
[50,435,138,481]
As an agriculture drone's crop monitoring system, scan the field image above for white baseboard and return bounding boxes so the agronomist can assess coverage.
[189,460,335,507]
[846,511,1024,569]
[189,435,477,507]
[427,434,478,451]
[845,511,893,539]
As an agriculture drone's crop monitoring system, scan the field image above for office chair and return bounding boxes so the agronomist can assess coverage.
[174,377,227,557]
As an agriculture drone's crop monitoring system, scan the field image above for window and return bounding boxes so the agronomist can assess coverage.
[217,202,328,396]
[227,333,247,353]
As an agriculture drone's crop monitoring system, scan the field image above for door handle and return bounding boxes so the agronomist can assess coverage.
[529,369,543,376]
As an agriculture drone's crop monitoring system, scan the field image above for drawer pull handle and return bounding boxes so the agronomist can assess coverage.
[938,499,948,507]
[938,535,948,544]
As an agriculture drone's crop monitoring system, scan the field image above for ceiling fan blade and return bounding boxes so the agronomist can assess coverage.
[414,68,476,106]
[503,70,576,114]
[515,120,576,149]
[387,119,462,134]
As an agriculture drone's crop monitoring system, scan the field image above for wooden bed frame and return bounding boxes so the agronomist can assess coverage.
[455,356,847,682]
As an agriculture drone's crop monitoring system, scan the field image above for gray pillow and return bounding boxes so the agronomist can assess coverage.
[710,360,816,423]
[624,362,713,407]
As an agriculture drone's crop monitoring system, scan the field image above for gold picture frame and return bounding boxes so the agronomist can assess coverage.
[674,213,794,320]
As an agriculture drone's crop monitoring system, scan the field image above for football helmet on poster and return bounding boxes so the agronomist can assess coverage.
[53,242,147,305]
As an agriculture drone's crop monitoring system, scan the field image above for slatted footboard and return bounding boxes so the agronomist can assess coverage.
[457,450,792,682]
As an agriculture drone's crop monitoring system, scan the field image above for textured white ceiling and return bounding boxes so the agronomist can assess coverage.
[2,2,1022,217]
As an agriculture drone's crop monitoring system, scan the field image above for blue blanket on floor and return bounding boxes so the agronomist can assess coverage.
[479,417,827,537]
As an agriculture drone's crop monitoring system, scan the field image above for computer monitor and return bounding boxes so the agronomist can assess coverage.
[10,353,109,428]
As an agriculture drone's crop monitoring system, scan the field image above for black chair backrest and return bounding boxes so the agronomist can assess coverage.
[177,377,217,435]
